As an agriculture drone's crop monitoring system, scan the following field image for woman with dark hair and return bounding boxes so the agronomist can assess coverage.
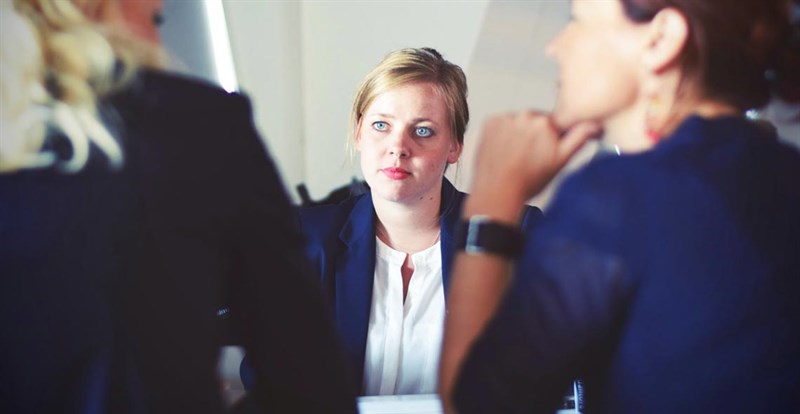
[439,0,800,412]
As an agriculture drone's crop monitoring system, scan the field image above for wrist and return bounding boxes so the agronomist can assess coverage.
[455,214,525,259]
[463,189,527,226]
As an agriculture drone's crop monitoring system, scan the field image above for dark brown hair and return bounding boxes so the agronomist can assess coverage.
[620,0,799,108]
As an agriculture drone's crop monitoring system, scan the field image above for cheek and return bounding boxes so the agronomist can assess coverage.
[359,149,376,178]
[591,65,637,102]
[357,139,387,171]
[425,145,457,170]
[558,37,640,123]
[355,132,378,155]
[357,143,376,164]
[592,42,640,110]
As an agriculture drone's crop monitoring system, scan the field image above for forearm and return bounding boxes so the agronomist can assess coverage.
[439,191,526,413]
[439,112,597,412]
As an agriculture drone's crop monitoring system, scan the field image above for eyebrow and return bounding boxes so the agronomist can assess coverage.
[367,113,439,124]
[368,113,395,119]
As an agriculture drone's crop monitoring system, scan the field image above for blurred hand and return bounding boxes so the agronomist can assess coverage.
[470,111,600,205]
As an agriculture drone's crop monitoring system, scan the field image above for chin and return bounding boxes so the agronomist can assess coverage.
[551,108,578,132]
[553,104,608,133]
[369,180,408,202]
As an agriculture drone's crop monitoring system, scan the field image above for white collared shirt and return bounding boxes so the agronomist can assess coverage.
[362,237,445,395]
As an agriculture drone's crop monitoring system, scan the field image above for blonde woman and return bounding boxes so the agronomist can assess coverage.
[0,1,356,413]
[300,48,542,395]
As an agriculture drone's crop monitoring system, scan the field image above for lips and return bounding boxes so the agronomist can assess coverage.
[381,167,411,180]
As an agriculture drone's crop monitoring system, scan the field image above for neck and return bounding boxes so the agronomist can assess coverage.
[656,98,741,138]
[603,93,740,153]
[373,192,442,254]
[686,100,740,121]
[603,99,651,153]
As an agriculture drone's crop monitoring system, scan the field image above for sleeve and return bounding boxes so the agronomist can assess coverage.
[520,204,545,234]
[224,95,357,413]
[453,168,634,413]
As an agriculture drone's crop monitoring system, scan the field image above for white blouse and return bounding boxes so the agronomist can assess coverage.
[362,237,445,395]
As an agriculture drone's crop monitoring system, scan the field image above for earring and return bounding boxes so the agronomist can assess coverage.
[644,95,665,143]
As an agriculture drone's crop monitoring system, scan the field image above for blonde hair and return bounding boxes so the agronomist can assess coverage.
[347,47,469,158]
[0,0,162,173]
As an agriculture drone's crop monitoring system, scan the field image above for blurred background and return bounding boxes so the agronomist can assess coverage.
[161,0,572,207]
[163,3,573,405]
[162,0,799,208]
[155,0,799,410]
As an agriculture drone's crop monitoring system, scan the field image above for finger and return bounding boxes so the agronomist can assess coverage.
[558,121,602,160]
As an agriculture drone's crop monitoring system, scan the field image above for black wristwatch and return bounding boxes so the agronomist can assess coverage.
[455,215,525,259]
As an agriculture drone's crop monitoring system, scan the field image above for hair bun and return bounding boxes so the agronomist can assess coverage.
[422,47,443,60]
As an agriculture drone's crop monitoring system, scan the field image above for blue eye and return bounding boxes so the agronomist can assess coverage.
[415,127,433,137]
[372,121,388,131]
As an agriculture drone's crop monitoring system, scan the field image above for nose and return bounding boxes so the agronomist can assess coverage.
[387,129,411,158]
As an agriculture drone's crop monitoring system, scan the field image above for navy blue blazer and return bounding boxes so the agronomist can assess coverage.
[454,116,800,413]
[300,178,543,391]
[0,70,357,414]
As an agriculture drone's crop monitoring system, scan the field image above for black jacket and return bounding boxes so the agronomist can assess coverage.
[0,70,357,414]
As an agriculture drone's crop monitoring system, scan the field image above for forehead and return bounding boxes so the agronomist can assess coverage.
[364,82,448,120]
[572,0,625,18]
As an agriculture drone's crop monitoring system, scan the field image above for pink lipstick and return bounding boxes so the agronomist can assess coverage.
[382,167,410,180]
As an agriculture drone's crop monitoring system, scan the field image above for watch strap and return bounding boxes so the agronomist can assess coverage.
[455,215,524,259]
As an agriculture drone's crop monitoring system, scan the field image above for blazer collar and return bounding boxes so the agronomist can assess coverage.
[339,192,376,248]
[439,178,464,296]
[335,193,377,390]
[338,180,462,249]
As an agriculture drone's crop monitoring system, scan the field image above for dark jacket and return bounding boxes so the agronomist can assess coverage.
[454,115,800,413]
[0,70,356,414]
[300,178,543,391]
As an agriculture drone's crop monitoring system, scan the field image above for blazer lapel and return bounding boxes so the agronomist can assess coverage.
[439,179,464,298]
[335,193,376,389]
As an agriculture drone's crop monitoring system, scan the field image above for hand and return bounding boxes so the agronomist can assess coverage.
[470,111,600,205]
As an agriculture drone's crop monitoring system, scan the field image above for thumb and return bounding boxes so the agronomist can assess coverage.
[558,121,601,161]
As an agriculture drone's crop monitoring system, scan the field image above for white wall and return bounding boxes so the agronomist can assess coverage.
[453,0,580,207]
[297,1,490,200]
[161,0,217,83]
[221,0,581,206]
[224,0,490,202]
[170,0,798,207]
[224,2,306,199]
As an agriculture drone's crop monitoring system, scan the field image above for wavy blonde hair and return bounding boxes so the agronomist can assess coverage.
[0,0,163,173]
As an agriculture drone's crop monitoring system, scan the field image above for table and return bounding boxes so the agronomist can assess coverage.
[357,394,578,414]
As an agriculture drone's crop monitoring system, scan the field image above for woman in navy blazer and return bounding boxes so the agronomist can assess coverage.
[301,48,543,395]
[440,0,800,412]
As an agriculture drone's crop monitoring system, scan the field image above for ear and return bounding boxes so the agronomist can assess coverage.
[447,140,462,164]
[642,8,689,74]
